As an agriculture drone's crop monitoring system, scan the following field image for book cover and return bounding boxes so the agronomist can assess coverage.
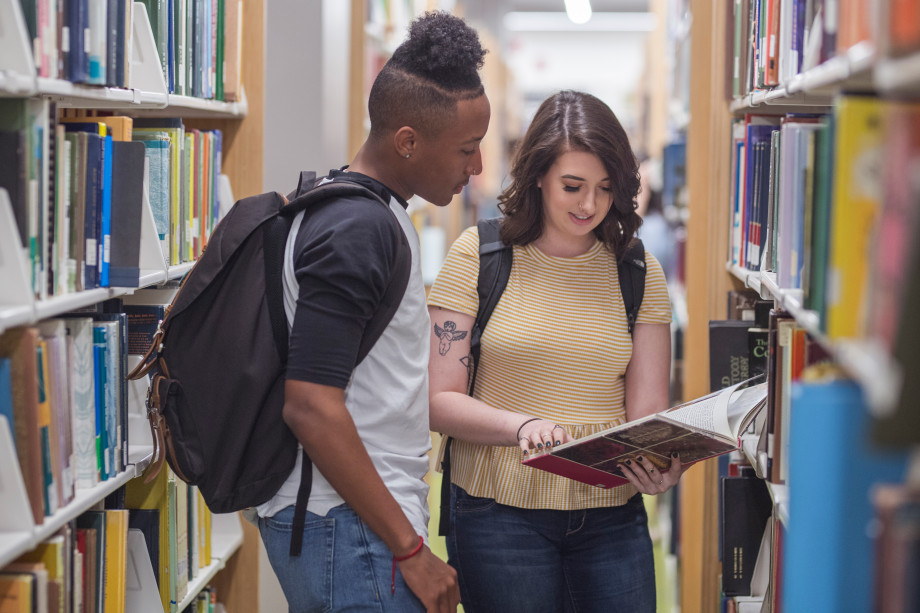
[108,141,146,287]
[76,510,106,613]
[60,317,99,489]
[104,509,129,613]
[0,328,44,525]
[35,340,58,516]
[523,379,767,489]
[783,378,910,612]
[92,324,108,480]
[129,508,161,590]
[826,96,886,340]
[93,314,127,473]
[721,473,772,596]
[709,319,754,392]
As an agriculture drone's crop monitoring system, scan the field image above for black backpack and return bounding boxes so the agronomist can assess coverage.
[438,217,647,535]
[128,171,410,555]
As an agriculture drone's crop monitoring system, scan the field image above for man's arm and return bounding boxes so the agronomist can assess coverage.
[283,379,459,611]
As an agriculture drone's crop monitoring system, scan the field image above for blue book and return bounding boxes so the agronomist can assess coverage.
[0,357,14,454]
[92,326,108,481]
[69,0,91,82]
[99,134,113,287]
[784,379,910,612]
[65,124,105,288]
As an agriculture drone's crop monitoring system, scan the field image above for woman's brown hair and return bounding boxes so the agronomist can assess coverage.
[497,90,642,260]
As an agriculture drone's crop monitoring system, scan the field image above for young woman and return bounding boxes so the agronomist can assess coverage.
[427,90,683,613]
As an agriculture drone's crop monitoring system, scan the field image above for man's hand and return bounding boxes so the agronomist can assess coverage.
[398,546,460,613]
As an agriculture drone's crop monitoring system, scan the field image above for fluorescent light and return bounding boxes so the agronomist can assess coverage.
[565,0,592,24]
[503,12,656,32]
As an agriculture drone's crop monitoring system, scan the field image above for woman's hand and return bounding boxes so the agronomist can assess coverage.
[517,418,574,454]
[618,452,685,495]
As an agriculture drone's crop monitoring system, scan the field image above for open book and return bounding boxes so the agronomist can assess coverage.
[522,376,768,489]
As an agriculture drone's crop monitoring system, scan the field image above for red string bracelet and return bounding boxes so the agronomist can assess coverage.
[391,535,424,595]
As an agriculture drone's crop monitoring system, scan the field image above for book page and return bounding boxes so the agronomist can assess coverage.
[665,392,728,436]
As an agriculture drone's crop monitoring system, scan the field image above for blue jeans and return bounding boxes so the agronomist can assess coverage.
[447,484,656,613]
[259,504,425,613]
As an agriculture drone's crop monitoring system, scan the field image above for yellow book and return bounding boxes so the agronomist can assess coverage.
[103,510,129,613]
[199,491,211,568]
[827,96,886,339]
[126,466,176,612]
[16,535,65,613]
[35,339,58,516]
[0,574,34,613]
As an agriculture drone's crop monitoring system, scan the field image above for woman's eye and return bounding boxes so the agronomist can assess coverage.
[563,185,579,192]
[600,187,612,193]
[462,150,474,156]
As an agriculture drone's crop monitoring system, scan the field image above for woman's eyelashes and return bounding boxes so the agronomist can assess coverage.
[561,184,612,193]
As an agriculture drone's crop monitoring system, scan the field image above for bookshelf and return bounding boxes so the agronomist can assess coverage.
[683,0,920,611]
[0,0,264,610]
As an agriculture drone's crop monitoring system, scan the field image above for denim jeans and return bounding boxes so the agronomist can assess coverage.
[259,504,425,613]
[447,484,656,613]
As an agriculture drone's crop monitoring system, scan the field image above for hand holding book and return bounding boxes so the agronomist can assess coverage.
[521,376,768,489]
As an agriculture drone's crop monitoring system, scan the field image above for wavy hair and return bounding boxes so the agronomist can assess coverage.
[497,90,642,260]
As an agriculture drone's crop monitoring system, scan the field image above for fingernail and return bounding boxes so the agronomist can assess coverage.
[523,450,528,456]
[637,456,643,462]
[555,440,561,446]
[537,443,543,449]
[671,451,679,458]
[625,459,631,465]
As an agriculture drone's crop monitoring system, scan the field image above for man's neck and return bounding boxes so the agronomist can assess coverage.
[349,143,413,201]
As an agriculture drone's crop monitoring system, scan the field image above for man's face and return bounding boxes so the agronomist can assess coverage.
[411,94,491,207]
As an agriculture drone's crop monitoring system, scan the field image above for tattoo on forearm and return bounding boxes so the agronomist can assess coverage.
[433,320,468,356]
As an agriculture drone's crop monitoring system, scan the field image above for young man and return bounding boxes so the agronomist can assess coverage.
[256,11,490,613]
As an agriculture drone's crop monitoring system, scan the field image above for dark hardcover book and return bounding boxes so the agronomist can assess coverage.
[123,305,167,355]
[108,141,146,287]
[709,320,754,392]
[68,0,90,82]
[0,130,28,247]
[720,473,772,596]
[129,509,161,589]
[106,0,119,86]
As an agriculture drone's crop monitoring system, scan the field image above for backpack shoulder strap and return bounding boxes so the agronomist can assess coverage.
[619,238,647,336]
[439,217,512,537]
[473,217,513,363]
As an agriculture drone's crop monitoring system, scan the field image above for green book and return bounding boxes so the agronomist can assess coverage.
[807,119,833,324]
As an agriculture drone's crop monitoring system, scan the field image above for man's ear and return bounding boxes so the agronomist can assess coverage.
[394,126,417,159]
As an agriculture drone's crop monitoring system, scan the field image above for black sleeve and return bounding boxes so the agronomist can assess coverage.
[285,196,403,388]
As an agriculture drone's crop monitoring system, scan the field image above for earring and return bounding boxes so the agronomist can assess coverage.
[405,153,411,159]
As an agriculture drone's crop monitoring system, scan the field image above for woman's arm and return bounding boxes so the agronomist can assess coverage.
[624,321,672,421]
[621,320,683,492]
[428,306,571,450]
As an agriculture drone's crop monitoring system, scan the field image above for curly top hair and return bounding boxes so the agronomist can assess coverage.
[368,11,487,139]
[497,90,642,261]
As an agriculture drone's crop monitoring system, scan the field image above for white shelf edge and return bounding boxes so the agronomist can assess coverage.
[167,262,195,280]
[32,467,138,544]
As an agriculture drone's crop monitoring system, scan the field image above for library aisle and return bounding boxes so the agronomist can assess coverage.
[3,0,919,612]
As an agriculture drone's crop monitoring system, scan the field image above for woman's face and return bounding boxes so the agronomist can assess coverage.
[537,149,613,248]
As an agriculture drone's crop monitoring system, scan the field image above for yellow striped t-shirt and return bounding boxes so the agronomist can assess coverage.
[427,226,672,509]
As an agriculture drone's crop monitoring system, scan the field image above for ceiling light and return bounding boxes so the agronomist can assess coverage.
[564,0,592,24]
[503,12,656,32]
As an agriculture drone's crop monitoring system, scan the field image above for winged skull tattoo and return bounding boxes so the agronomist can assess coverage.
[434,320,468,356]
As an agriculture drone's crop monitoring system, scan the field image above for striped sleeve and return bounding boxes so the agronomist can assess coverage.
[637,251,672,325]
[427,225,480,317]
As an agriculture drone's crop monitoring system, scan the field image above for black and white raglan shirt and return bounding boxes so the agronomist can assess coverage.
[256,169,431,539]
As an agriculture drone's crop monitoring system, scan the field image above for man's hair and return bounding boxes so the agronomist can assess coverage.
[368,11,486,139]
[498,90,642,261]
